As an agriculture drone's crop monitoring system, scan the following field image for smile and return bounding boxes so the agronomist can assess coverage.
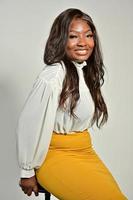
[75,49,89,55]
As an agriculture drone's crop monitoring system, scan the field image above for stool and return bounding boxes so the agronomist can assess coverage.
[37,183,51,200]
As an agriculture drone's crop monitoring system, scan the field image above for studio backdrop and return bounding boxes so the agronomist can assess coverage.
[0,0,132,199]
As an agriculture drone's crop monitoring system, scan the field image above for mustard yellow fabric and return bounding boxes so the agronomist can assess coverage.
[36,130,127,200]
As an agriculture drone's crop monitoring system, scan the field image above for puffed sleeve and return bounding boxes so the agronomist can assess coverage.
[16,70,60,178]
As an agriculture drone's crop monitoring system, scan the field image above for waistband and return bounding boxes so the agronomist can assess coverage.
[49,129,92,150]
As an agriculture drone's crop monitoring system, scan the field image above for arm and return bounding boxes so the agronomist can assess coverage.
[16,63,65,196]
[16,71,60,195]
[16,76,59,177]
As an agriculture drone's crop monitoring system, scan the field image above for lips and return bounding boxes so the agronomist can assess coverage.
[75,49,89,55]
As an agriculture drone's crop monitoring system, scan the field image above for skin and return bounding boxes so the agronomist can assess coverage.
[65,18,95,63]
[19,18,95,197]
[19,175,39,196]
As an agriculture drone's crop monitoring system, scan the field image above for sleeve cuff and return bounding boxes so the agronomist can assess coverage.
[20,168,35,178]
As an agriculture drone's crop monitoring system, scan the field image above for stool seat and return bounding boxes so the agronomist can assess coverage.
[37,183,51,200]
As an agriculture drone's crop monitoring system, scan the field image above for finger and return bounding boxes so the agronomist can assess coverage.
[26,188,33,196]
[33,185,39,196]
[21,187,25,191]
[23,188,28,194]
[21,186,27,191]
[21,186,29,194]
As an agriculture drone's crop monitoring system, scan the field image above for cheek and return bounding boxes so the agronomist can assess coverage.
[89,39,95,48]
[66,40,76,49]
[65,41,76,56]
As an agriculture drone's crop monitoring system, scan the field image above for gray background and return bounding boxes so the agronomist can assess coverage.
[0,0,132,199]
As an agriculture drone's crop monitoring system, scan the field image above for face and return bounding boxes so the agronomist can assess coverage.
[65,18,95,63]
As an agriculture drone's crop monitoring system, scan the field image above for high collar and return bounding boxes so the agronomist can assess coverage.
[72,61,87,69]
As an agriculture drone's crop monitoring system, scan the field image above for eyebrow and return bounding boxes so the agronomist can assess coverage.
[69,29,92,33]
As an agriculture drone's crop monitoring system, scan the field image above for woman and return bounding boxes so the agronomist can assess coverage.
[17,8,127,200]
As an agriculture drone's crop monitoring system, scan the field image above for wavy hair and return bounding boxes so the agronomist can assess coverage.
[44,8,108,128]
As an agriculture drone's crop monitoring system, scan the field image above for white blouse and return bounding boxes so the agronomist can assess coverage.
[16,61,94,178]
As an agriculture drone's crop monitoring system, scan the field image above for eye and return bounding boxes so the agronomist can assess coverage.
[69,34,78,39]
[86,33,93,38]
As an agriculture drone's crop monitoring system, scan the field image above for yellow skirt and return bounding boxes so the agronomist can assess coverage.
[36,129,127,200]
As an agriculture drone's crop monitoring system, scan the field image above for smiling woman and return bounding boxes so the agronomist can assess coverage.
[66,18,94,62]
[17,8,128,200]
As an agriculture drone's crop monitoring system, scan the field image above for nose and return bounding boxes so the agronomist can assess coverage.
[77,36,87,47]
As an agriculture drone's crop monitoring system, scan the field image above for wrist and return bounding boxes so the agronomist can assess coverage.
[20,168,35,178]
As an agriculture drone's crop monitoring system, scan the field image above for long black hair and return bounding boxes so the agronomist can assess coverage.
[44,8,108,128]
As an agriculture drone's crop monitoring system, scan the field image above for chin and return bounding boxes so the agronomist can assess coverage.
[75,58,88,63]
[75,60,85,63]
[74,55,89,63]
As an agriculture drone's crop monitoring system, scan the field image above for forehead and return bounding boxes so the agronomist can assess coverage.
[68,18,91,32]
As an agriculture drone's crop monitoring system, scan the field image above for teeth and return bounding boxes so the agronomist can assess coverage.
[76,50,87,54]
